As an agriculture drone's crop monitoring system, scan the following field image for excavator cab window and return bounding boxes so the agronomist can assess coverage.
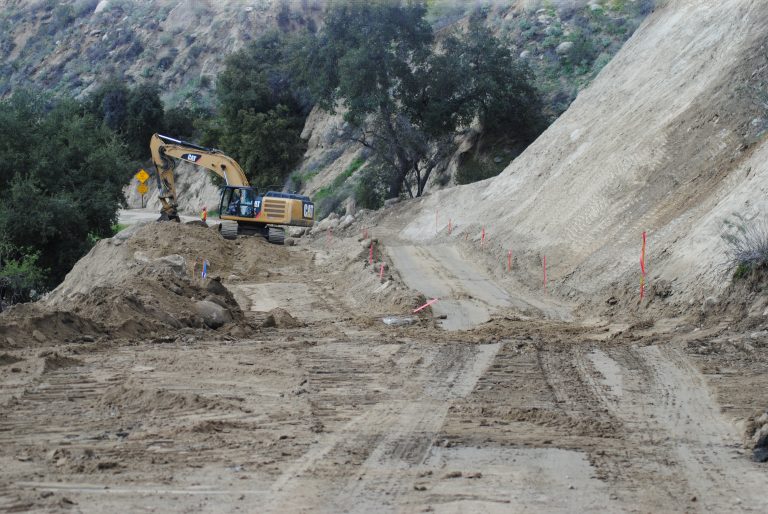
[239,188,255,217]
[222,187,256,218]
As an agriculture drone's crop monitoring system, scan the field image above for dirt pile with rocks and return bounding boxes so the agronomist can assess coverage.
[0,222,249,347]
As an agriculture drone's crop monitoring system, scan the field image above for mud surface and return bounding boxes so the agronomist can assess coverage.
[1,215,767,513]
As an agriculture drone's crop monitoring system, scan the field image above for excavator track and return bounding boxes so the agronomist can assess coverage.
[220,220,238,240]
[268,226,285,245]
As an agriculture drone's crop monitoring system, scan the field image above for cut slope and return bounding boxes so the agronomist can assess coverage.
[398,0,768,309]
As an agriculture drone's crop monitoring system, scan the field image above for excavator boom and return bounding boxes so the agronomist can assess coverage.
[150,133,250,219]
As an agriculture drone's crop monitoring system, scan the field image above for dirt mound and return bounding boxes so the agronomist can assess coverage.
[41,353,84,373]
[694,264,768,331]
[0,222,248,347]
[0,305,105,348]
[99,382,238,415]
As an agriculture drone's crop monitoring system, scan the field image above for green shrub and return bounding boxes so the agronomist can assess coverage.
[723,215,768,280]
[291,170,318,190]
[566,29,598,66]
[354,164,389,211]
[0,249,46,310]
[0,91,134,289]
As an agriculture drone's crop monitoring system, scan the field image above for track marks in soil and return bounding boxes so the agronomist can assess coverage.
[580,344,768,512]
[264,342,501,513]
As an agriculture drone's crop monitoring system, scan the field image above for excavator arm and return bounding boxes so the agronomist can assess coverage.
[149,133,250,220]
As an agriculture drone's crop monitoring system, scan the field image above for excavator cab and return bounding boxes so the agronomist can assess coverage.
[221,186,258,218]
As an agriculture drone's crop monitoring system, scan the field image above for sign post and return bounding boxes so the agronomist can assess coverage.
[135,169,150,208]
[640,231,647,301]
[137,183,148,208]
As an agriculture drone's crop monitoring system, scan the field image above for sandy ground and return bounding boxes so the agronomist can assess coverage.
[1,214,767,513]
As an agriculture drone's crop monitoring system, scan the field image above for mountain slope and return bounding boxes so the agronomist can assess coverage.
[0,0,322,106]
[397,0,768,308]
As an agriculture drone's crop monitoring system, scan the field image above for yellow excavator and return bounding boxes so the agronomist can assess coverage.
[149,133,314,243]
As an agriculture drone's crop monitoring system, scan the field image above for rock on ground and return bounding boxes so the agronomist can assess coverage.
[261,308,303,329]
[194,300,232,329]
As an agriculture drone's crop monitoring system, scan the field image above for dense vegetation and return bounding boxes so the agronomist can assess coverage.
[300,4,544,202]
[206,3,544,213]
[0,91,134,308]
[207,31,312,190]
[86,78,200,158]
[0,80,201,308]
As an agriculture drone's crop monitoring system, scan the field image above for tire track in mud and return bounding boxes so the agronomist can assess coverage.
[538,346,619,434]
[264,342,501,513]
[0,357,128,511]
[573,346,689,508]
[1,342,285,510]
[578,344,768,512]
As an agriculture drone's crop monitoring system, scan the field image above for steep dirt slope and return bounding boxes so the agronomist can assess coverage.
[397,0,768,310]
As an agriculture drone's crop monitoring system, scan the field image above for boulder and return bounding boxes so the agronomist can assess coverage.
[556,41,574,55]
[311,217,340,235]
[205,276,229,297]
[751,413,768,462]
[343,197,357,217]
[338,214,355,230]
[157,254,186,275]
[651,279,673,299]
[194,300,231,329]
[702,296,718,314]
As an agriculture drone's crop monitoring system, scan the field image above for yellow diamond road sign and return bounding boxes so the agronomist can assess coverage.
[135,169,150,183]
[137,183,149,195]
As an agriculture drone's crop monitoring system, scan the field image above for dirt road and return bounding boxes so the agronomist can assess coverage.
[1,222,767,513]
[118,208,219,227]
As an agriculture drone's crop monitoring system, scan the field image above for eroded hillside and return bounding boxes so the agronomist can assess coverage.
[397,0,768,311]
